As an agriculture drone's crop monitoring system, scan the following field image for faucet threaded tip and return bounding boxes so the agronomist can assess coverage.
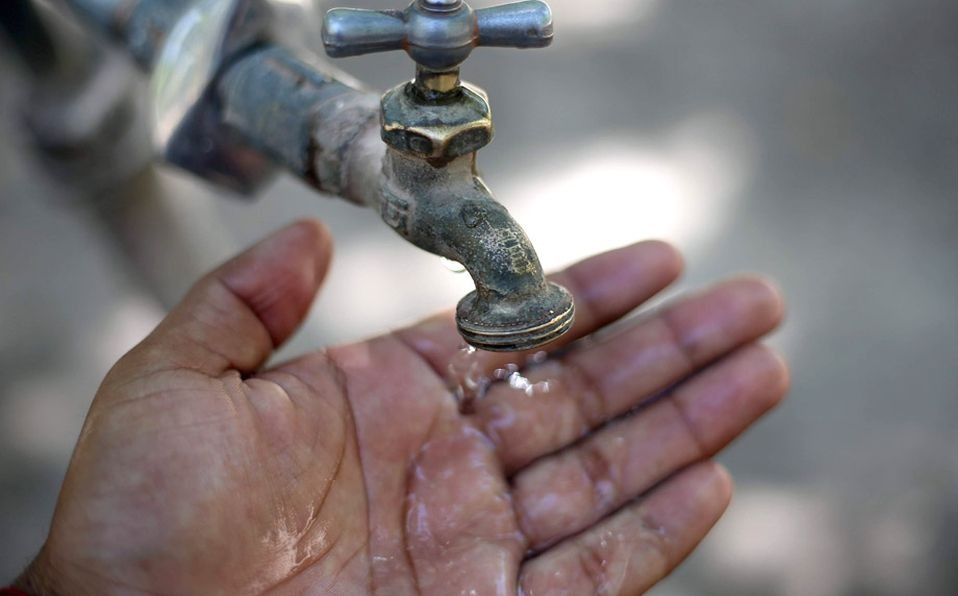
[456,282,575,352]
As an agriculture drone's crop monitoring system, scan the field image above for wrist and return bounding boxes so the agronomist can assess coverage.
[11,548,62,596]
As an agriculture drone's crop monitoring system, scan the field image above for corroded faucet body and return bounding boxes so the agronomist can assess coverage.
[52,0,573,351]
[323,0,574,351]
[382,148,574,350]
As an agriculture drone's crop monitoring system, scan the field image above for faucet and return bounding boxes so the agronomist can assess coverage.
[8,0,574,352]
[321,0,574,351]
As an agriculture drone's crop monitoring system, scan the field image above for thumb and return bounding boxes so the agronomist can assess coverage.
[121,219,333,377]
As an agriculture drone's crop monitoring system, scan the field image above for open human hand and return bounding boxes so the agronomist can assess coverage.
[17,220,787,595]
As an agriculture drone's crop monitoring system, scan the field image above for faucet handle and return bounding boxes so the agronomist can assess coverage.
[321,8,407,59]
[474,1,554,49]
[323,0,553,71]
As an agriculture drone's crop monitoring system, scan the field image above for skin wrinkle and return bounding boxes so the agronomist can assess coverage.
[194,281,253,330]
[390,329,450,385]
[322,352,378,594]
[263,353,340,411]
[131,411,235,438]
[184,293,264,364]
[231,450,281,573]
[654,312,699,381]
[576,439,620,516]
[575,535,615,596]
[500,489,532,557]
[251,372,314,449]
[611,511,670,591]
[248,374,301,413]
[377,333,452,398]
[219,370,248,413]
[636,509,673,571]
[238,269,297,325]
[164,325,236,374]
[106,367,211,402]
[247,373,342,507]
[208,274,280,349]
[258,425,349,589]
[665,388,709,459]
[262,529,345,595]
[61,558,165,596]
[221,386,297,587]
[228,397,265,589]
[388,322,449,381]
[556,356,608,430]
[134,336,234,379]
[99,385,210,416]
[96,390,236,447]
[400,457,424,595]
[332,537,372,593]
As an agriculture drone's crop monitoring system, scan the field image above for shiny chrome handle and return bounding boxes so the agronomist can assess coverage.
[322,0,553,71]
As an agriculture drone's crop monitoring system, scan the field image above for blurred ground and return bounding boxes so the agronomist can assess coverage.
[2,0,957,594]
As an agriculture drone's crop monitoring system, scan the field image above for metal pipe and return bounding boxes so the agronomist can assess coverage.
[215,46,384,205]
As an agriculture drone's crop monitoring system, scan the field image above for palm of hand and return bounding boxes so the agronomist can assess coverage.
[33,222,787,595]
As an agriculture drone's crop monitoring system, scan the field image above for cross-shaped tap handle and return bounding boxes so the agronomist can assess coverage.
[322,0,553,72]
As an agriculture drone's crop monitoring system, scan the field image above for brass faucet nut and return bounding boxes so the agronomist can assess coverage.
[380,81,493,161]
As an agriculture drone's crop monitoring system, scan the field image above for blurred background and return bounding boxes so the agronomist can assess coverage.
[2,0,957,594]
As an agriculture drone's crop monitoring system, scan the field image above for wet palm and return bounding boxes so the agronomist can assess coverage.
[25,221,788,595]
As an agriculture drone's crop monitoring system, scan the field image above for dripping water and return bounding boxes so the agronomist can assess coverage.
[440,257,467,273]
[447,346,554,414]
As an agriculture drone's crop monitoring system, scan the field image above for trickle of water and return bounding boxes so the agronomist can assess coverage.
[447,346,555,413]
[447,346,486,411]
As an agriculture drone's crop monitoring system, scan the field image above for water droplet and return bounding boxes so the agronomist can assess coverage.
[529,350,549,365]
[441,257,467,273]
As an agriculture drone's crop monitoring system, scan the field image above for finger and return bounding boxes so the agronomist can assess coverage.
[518,462,732,596]
[394,240,683,376]
[511,344,788,551]
[119,220,333,377]
[477,276,785,472]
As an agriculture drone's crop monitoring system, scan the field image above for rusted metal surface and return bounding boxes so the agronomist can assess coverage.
[218,47,381,202]
[381,148,574,351]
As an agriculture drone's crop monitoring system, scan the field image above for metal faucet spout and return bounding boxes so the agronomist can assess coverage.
[382,150,574,351]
